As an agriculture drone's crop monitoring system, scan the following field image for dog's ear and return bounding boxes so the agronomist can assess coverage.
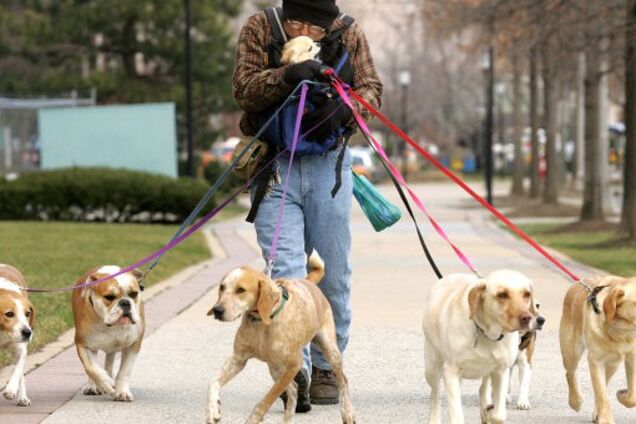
[257,278,278,325]
[603,286,625,323]
[27,301,36,330]
[468,283,486,319]
[281,47,296,65]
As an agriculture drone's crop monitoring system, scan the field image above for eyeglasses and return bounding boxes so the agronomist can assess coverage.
[285,19,327,36]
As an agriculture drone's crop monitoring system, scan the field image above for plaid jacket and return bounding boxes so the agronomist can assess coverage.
[233,11,384,136]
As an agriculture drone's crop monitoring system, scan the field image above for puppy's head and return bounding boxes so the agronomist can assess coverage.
[528,300,545,331]
[207,267,280,325]
[602,276,636,328]
[469,270,536,332]
[0,281,34,344]
[281,35,321,64]
[83,266,143,327]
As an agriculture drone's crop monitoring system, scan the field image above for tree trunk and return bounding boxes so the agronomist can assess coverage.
[581,25,610,221]
[511,51,525,196]
[574,53,585,187]
[529,46,541,198]
[622,0,636,239]
[542,38,560,204]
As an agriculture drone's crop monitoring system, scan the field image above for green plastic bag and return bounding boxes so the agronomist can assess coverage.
[352,172,402,232]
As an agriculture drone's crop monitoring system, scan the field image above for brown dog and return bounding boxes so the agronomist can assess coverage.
[205,252,355,424]
[560,275,636,424]
[0,264,35,406]
[71,266,145,402]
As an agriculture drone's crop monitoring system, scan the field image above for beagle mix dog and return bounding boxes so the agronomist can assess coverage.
[71,266,145,402]
[560,275,636,424]
[206,252,355,424]
[507,302,544,410]
[423,270,537,424]
[281,35,321,65]
[0,264,35,406]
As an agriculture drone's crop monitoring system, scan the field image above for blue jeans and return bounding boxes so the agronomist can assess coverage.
[253,146,353,374]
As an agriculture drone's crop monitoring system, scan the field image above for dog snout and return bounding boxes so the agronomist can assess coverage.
[211,305,224,320]
[519,313,532,327]
[21,327,32,341]
[537,315,546,327]
[119,298,131,309]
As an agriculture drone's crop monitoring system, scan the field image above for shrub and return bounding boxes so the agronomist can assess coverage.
[0,168,218,223]
[203,161,243,195]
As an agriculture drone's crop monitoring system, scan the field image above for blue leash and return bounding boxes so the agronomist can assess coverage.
[144,81,317,278]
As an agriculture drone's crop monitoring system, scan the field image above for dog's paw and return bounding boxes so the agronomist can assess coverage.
[83,385,103,396]
[516,399,532,410]
[569,391,582,412]
[114,390,134,402]
[482,405,505,424]
[16,396,31,407]
[617,389,636,408]
[206,399,221,424]
[2,386,18,400]
[342,410,357,424]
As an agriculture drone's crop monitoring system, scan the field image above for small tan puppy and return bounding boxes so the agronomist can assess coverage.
[206,252,355,424]
[423,270,537,424]
[505,301,544,410]
[560,275,636,424]
[281,35,321,65]
[72,266,145,402]
[0,264,35,406]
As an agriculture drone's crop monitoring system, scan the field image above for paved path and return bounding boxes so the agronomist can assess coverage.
[2,181,635,423]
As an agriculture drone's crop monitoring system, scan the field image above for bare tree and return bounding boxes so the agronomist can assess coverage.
[529,46,541,198]
[510,48,525,195]
[622,0,636,239]
[542,34,560,204]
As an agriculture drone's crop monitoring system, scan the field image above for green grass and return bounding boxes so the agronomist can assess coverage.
[0,221,212,366]
[517,223,636,276]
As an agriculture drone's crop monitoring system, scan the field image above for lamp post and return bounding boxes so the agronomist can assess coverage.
[184,0,194,177]
[481,49,495,205]
[399,69,411,181]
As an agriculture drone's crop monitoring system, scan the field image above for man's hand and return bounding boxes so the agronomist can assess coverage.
[302,98,352,142]
[283,60,326,86]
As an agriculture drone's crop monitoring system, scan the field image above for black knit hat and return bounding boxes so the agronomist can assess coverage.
[282,0,340,30]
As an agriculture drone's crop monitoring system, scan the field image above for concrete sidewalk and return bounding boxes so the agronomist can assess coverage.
[5,181,636,423]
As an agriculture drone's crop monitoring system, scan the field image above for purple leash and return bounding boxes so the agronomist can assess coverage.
[265,83,308,277]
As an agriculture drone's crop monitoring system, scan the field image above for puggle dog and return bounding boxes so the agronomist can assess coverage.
[72,265,145,402]
[0,264,35,406]
[507,301,545,410]
[560,275,636,424]
[423,270,537,424]
[206,252,355,424]
[281,35,321,64]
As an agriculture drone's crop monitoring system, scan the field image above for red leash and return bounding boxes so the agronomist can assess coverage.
[345,86,581,283]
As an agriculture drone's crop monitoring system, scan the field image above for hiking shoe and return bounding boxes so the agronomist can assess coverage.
[280,368,311,413]
[310,366,339,405]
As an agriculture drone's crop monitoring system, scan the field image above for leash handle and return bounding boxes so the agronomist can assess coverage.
[343,83,581,283]
[331,79,482,278]
[267,83,309,268]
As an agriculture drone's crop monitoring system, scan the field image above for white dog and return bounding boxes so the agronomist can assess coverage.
[423,270,537,424]
[0,264,35,406]
[281,35,321,65]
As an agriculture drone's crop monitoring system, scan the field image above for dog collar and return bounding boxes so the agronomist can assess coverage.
[473,321,504,343]
[249,287,289,322]
[586,285,608,315]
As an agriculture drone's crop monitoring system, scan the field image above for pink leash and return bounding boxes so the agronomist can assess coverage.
[266,83,308,277]
[331,78,482,278]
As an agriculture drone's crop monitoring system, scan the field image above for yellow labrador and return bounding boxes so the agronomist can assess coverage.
[423,270,537,424]
[560,275,636,424]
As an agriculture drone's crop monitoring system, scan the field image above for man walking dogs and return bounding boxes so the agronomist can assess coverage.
[232,0,383,413]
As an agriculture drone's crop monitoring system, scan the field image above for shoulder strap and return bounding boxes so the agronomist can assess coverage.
[324,13,355,42]
[265,7,288,43]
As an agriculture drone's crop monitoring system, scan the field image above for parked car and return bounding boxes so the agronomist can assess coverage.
[350,146,383,183]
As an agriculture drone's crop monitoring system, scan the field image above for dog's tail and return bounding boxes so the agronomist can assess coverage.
[305,251,325,285]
